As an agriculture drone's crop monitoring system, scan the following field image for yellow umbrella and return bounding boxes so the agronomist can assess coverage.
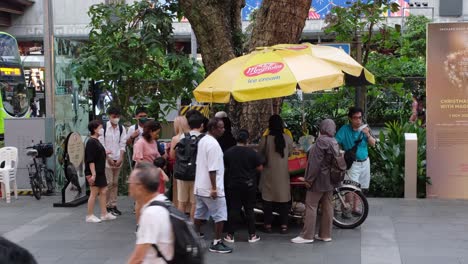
[193,46,374,103]
[271,43,375,85]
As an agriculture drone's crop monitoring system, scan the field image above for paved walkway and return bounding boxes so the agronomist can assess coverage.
[1,196,468,264]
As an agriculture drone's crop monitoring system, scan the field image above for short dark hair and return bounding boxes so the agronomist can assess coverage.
[237,129,249,144]
[207,117,222,133]
[134,162,160,193]
[88,120,101,135]
[135,107,147,116]
[153,157,166,168]
[107,106,121,116]
[187,111,205,129]
[142,120,161,142]
[348,106,364,118]
[0,237,38,264]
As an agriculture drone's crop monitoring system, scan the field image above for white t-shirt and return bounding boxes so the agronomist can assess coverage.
[194,134,225,197]
[179,130,201,140]
[126,124,144,143]
[136,194,174,264]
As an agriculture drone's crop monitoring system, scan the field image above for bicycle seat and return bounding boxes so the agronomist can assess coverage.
[26,149,38,157]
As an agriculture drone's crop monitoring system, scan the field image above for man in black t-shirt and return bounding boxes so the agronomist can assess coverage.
[223,129,263,243]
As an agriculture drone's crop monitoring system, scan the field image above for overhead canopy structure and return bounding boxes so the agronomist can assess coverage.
[0,0,34,27]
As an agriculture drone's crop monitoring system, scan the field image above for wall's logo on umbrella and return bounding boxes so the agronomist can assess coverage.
[244,62,284,77]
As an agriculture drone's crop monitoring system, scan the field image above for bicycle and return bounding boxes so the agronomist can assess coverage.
[331,180,369,229]
[289,178,369,229]
[26,142,55,200]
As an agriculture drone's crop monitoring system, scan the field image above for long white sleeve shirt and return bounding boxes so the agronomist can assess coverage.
[99,121,127,163]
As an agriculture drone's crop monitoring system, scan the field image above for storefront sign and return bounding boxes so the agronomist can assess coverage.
[0,67,21,76]
[426,22,468,199]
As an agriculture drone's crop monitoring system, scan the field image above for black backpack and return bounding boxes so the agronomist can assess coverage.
[174,133,205,181]
[149,200,205,264]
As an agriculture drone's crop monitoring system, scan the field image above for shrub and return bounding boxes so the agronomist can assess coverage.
[368,120,429,197]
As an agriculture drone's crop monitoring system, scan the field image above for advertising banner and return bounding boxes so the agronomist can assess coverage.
[427,23,468,199]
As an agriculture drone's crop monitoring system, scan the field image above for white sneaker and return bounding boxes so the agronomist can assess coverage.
[248,234,261,243]
[291,236,314,244]
[314,235,332,242]
[86,215,101,223]
[101,212,117,221]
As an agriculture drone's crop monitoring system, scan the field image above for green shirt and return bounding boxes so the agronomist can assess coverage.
[335,124,368,161]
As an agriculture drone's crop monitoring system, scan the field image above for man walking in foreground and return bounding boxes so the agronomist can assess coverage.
[127,162,174,264]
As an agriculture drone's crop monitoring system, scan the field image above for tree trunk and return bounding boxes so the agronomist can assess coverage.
[241,0,312,141]
[179,0,244,75]
[180,0,311,141]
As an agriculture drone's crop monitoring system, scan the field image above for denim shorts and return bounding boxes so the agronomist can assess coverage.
[194,195,227,223]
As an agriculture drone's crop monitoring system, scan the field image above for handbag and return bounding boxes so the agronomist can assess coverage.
[344,132,364,170]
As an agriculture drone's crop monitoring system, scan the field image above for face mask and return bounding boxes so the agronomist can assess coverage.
[110,118,120,125]
[139,117,148,124]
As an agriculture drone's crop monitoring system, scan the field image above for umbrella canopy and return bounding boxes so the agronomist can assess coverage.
[193,44,374,103]
[271,43,375,85]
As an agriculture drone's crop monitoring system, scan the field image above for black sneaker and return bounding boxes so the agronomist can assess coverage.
[209,241,232,254]
[107,207,115,214]
[112,207,122,216]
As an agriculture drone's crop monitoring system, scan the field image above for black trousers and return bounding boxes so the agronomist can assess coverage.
[226,185,257,235]
[263,200,290,226]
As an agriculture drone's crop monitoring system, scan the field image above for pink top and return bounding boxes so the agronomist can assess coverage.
[133,138,160,164]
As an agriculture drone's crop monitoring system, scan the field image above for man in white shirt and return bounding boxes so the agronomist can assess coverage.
[99,106,127,216]
[194,117,232,254]
[126,107,149,146]
[127,162,174,264]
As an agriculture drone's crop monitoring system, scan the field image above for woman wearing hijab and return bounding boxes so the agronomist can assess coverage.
[259,114,293,234]
[291,119,340,244]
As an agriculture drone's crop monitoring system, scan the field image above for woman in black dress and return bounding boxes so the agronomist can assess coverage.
[85,120,116,223]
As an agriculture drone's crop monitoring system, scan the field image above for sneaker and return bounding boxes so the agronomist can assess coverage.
[248,234,261,243]
[209,241,233,254]
[113,207,122,216]
[342,211,353,219]
[291,236,314,244]
[352,210,362,217]
[199,232,205,239]
[86,215,101,223]
[101,213,117,221]
[224,234,235,243]
[314,235,332,242]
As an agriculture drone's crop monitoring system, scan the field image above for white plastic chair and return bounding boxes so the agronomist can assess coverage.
[0,147,18,203]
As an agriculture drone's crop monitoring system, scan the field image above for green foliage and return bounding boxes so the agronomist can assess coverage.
[399,15,431,58]
[324,0,400,65]
[366,52,426,80]
[75,1,204,120]
[368,120,429,198]
[281,89,353,140]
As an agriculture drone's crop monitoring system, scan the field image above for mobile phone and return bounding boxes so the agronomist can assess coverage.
[358,124,368,132]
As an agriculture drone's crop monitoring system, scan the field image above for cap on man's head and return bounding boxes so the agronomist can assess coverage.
[215,111,228,118]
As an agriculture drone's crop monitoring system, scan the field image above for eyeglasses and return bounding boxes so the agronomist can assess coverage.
[351,116,362,120]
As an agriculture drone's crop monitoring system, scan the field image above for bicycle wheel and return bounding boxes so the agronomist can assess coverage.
[30,175,42,200]
[44,169,55,193]
[332,186,369,229]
